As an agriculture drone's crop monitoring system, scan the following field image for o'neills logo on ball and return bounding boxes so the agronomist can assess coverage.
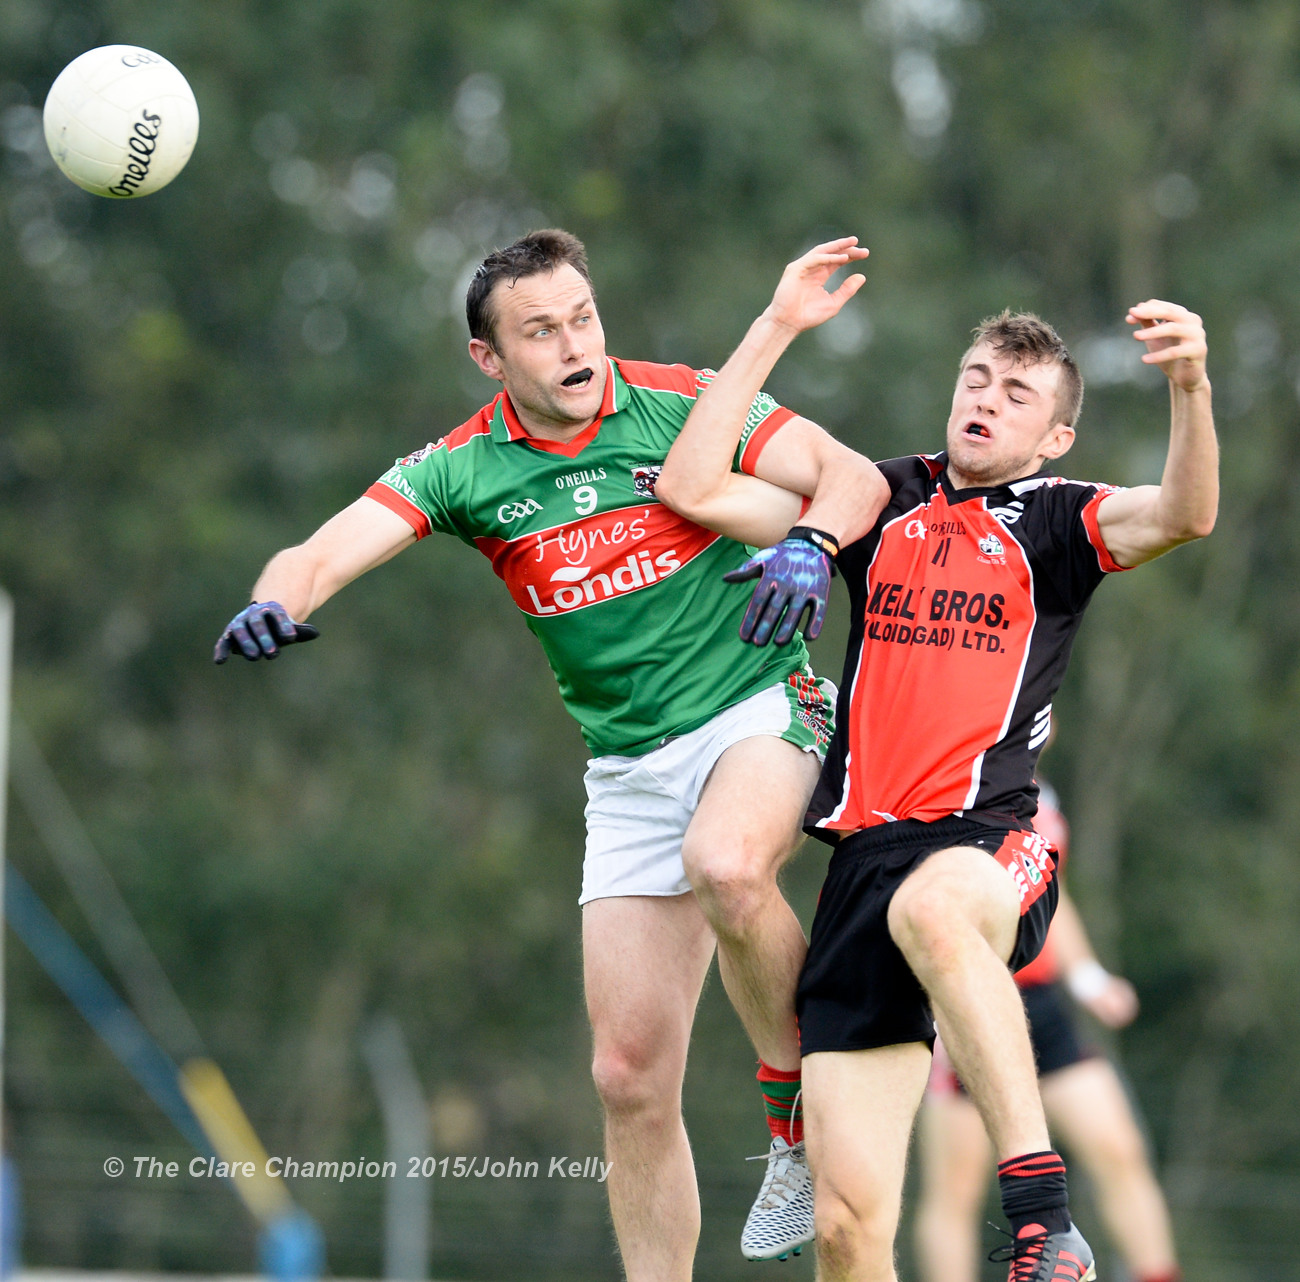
[108,110,163,197]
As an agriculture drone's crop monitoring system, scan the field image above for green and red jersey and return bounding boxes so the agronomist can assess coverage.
[365,357,809,757]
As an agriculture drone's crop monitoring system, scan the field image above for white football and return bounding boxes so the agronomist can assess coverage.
[43,45,199,198]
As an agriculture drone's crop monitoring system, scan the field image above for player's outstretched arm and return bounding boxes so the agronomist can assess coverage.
[214,497,416,662]
[1095,302,1218,568]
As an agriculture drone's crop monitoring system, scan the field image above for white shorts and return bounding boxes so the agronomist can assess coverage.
[579,671,837,905]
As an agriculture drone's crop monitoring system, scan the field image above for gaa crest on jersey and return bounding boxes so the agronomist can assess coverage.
[497,497,544,524]
[630,462,663,497]
[978,532,1006,558]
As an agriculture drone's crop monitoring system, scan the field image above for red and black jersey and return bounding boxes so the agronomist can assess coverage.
[807,453,1129,841]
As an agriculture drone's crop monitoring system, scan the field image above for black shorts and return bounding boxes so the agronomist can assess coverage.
[797,816,1060,1056]
[1022,981,1097,1077]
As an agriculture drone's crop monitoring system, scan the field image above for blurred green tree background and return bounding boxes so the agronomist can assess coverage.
[2,0,1298,1277]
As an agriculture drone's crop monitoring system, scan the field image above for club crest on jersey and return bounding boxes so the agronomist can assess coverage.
[399,443,436,467]
[630,463,662,497]
[978,532,1006,559]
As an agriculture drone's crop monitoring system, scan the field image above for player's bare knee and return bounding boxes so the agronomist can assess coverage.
[590,1038,681,1119]
[814,1195,860,1277]
[889,855,1013,968]
[681,842,775,929]
[814,1191,893,1282]
[815,1221,858,1279]
[1085,1117,1148,1174]
[887,882,967,971]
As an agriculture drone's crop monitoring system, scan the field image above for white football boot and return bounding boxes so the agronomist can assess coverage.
[740,1135,815,1262]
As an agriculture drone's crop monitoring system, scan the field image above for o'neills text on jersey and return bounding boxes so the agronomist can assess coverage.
[554,468,607,489]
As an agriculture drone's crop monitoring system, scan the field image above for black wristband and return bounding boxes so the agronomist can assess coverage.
[787,526,840,560]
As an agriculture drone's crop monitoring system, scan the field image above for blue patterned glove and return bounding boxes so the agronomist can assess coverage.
[722,526,839,646]
[213,601,320,664]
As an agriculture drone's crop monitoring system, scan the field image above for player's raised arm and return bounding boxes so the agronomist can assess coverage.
[214,497,416,662]
[656,237,886,542]
[655,236,891,644]
[1094,301,1219,568]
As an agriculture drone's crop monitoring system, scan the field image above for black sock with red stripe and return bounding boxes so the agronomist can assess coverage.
[997,1150,1071,1237]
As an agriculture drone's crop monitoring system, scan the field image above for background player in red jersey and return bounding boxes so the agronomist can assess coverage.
[656,236,1217,1281]
[915,781,1182,1282]
[214,230,890,1279]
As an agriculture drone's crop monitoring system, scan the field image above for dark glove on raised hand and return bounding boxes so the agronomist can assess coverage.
[722,526,839,647]
[213,601,320,664]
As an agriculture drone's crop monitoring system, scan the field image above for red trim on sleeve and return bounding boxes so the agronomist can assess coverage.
[1081,489,1131,573]
[739,406,796,475]
[798,495,812,519]
[365,482,431,540]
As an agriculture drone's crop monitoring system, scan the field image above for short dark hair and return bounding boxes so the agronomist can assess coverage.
[465,228,594,350]
[962,310,1084,426]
